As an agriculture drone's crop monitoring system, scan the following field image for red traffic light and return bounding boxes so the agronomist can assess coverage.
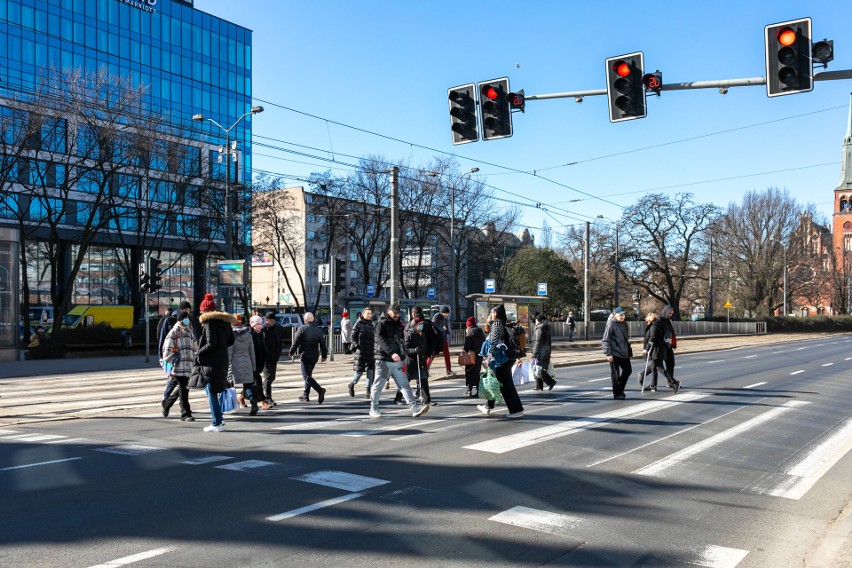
[614,61,631,78]
[777,27,797,46]
[481,85,500,101]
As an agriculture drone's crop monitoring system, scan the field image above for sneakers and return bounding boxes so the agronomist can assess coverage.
[477,404,491,415]
[505,411,524,419]
[161,400,170,418]
[317,388,326,405]
[672,381,681,394]
[348,383,355,397]
[369,409,381,419]
[298,395,310,402]
[180,415,194,422]
[412,404,430,418]
[203,424,224,432]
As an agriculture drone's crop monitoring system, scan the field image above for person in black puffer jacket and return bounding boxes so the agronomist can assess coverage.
[348,308,376,399]
[463,317,486,397]
[248,315,270,409]
[532,314,557,391]
[289,312,328,404]
[262,311,285,406]
[188,294,236,432]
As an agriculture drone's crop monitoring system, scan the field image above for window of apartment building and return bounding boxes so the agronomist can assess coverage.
[307,230,316,239]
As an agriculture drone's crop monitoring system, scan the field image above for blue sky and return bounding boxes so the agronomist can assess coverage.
[199,0,852,238]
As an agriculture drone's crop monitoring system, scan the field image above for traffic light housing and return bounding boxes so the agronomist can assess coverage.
[336,259,347,290]
[147,256,162,293]
[448,84,479,145]
[478,78,512,140]
[605,52,646,122]
[765,18,813,97]
[140,271,151,293]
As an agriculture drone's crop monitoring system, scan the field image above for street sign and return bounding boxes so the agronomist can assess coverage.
[318,263,330,284]
[366,284,375,297]
[427,287,436,299]
[538,282,548,296]
[724,301,733,309]
[484,279,496,294]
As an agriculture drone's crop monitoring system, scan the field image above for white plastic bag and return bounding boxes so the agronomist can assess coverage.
[512,360,531,385]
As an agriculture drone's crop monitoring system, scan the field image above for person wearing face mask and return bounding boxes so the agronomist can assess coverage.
[161,309,198,422]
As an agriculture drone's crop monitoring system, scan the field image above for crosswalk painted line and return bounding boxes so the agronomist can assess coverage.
[465,393,708,454]
[790,370,805,375]
[0,430,20,436]
[86,547,174,568]
[489,505,582,537]
[2,433,66,442]
[744,355,757,359]
[215,460,276,472]
[821,363,834,367]
[743,382,766,389]
[1,457,83,471]
[275,418,361,431]
[182,455,233,466]
[634,400,810,477]
[342,419,443,437]
[291,470,391,492]
[95,445,166,456]
[761,417,852,500]
[691,545,749,568]
[43,437,88,444]
[267,492,364,521]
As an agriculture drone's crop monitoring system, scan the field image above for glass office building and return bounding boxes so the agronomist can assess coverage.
[0,0,254,317]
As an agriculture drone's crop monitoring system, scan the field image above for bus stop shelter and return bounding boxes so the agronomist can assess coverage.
[466,294,548,326]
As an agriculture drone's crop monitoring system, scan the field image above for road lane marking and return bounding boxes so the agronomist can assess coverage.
[846,357,852,361]
[291,470,390,492]
[692,545,749,567]
[465,393,708,454]
[706,360,725,364]
[0,430,20,436]
[267,492,364,521]
[182,455,233,465]
[821,363,834,367]
[587,401,761,468]
[765,417,852,500]
[95,445,166,456]
[489,506,582,537]
[796,347,807,351]
[633,400,809,477]
[1,457,83,471]
[790,370,805,375]
[743,382,767,389]
[43,437,88,444]
[86,547,174,568]
[3,433,66,442]
[587,378,609,382]
[275,418,361,431]
[215,460,276,472]
[744,355,757,359]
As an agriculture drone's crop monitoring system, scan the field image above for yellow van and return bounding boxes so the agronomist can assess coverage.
[61,305,133,329]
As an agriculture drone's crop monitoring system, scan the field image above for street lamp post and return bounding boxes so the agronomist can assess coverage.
[192,106,264,310]
[771,238,787,316]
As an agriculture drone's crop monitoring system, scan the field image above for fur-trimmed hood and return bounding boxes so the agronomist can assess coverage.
[199,311,238,324]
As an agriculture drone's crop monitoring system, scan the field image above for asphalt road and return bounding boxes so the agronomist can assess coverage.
[1,335,851,567]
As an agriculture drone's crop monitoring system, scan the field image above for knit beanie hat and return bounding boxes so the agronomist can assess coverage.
[466,316,477,328]
[199,293,216,312]
[249,315,264,327]
[178,300,192,311]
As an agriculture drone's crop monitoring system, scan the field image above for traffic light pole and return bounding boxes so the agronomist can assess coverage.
[145,292,150,363]
[524,69,852,102]
[328,257,335,362]
[389,167,400,308]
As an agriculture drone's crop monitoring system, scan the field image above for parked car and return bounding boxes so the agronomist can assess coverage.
[590,309,612,321]
[275,313,303,328]
[62,305,133,329]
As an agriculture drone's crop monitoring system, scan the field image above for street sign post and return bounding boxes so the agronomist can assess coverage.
[537,282,548,296]
[318,263,330,285]
[427,287,436,299]
[484,279,496,294]
[366,284,375,297]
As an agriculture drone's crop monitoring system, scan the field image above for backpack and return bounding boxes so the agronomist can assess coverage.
[156,313,178,360]
[504,324,526,359]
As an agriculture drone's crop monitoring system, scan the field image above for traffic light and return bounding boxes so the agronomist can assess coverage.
[642,71,663,96]
[335,259,347,290]
[765,18,813,97]
[508,89,526,112]
[147,256,162,293]
[140,271,151,293]
[478,78,512,140]
[605,52,646,122]
[812,39,834,68]
[448,84,478,145]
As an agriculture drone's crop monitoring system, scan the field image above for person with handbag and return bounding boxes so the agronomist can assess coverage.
[188,294,236,432]
[161,308,197,422]
[477,305,525,418]
[462,317,485,397]
[228,315,258,415]
[532,313,557,391]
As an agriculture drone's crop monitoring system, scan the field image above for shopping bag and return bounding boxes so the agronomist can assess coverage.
[532,364,543,380]
[512,360,531,385]
[478,369,503,404]
[219,387,239,413]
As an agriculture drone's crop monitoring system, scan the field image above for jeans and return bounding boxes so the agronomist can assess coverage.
[568,327,575,340]
[351,368,375,393]
[486,361,524,414]
[262,360,278,400]
[372,360,418,412]
[301,357,322,397]
[205,383,224,426]
[163,375,192,418]
[609,356,632,397]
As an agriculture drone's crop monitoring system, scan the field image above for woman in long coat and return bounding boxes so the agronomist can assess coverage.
[462,317,486,397]
[188,295,236,431]
[228,318,258,415]
[347,307,376,399]
[532,313,557,390]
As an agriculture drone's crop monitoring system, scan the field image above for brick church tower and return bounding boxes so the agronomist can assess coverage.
[832,93,852,268]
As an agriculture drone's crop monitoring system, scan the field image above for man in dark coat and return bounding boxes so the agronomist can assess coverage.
[601,307,631,400]
[248,315,270,409]
[262,311,285,406]
[188,294,236,431]
[289,312,328,404]
[532,313,557,391]
[430,306,453,376]
[348,307,376,398]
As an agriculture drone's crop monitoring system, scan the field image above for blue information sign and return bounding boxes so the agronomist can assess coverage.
[366,284,375,297]
[485,279,496,294]
[427,287,436,299]
[537,282,547,296]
